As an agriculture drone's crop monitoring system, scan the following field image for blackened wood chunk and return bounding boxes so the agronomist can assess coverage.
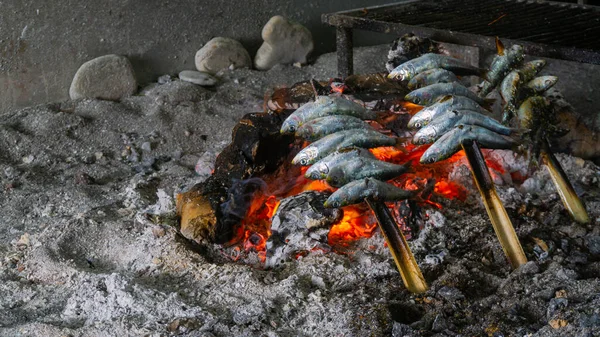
[178,110,294,244]
[232,111,294,175]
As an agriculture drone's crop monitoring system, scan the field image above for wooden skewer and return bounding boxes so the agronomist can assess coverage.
[541,139,590,224]
[365,198,428,293]
[461,140,527,269]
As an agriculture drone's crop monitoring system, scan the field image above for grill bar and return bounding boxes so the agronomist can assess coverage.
[323,0,600,77]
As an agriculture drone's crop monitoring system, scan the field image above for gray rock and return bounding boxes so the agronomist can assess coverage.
[144,80,211,106]
[179,70,217,86]
[254,16,313,71]
[157,74,174,84]
[69,54,137,100]
[518,261,540,275]
[431,314,448,332]
[391,322,413,337]
[195,37,251,74]
[437,286,465,302]
[586,236,600,255]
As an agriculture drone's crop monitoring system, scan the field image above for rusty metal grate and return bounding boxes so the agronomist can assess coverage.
[323,0,600,77]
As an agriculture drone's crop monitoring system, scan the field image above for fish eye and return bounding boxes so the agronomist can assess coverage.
[300,158,307,165]
[415,122,422,128]
[413,97,420,104]
[289,125,296,132]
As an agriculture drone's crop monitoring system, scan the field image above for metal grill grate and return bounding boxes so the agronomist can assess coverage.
[323,0,600,77]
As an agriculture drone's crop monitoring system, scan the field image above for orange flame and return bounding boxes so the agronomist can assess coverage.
[328,205,377,247]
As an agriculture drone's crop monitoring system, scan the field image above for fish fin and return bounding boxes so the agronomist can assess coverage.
[481,98,496,111]
[496,37,505,56]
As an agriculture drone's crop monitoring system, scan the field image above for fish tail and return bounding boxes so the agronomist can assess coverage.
[509,127,531,138]
[481,98,495,111]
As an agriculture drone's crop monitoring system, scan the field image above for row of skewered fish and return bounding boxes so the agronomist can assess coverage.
[280,96,417,208]
[388,38,559,166]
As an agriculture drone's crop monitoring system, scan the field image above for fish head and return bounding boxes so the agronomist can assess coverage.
[281,115,302,134]
[419,145,444,164]
[323,189,348,208]
[325,166,345,188]
[388,63,414,81]
[544,76,558,88]
[529,59,546,70]
[292,146,319,166]
[407,110,432,129]
[413,125,438,145]
[404,89,432,106]
[305,162,328,180]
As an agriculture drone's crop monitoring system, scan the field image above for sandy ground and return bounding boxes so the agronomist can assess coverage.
[1,45,600,337]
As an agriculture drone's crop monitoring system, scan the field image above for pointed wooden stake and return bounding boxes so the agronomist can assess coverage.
[541,140,590,224]
[366,198,428,293]
[461,141,527,269]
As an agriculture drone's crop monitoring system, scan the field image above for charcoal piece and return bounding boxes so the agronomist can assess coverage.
[385,33,440,72]
[265,191,341,268]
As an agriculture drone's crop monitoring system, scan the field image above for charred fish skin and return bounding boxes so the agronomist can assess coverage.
[388,53,483,81]
[518,60,547,80]
[296,115,374,141]
[324,178,417,208]
[412,109,517,145]
[407,68,459,90]
[281,96,376,134]
[305,147,375,180]
[405,82,486,106]
[517,96,551,130]
[292,129,397,166]
[500,71,522,124]
[408,95,490,129]
[500,60,548,124]
[420,124,518,164]
[324,156,411,187]
[525,76,558,93]
[480,40,525,95]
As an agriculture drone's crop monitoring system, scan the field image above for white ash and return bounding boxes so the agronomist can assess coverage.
[1,45,600,337]
[265,191,340,269]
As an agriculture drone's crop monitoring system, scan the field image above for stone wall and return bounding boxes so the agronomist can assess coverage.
[0,0,394,113]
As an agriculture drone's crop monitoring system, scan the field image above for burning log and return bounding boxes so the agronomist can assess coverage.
[462,140,527,269]
[366,198,428,294]
[176,111,294,244]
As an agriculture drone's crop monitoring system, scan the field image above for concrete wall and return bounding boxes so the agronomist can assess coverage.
[0,0,395,113]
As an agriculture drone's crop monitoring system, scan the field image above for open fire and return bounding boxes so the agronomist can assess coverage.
[226,101,479,264]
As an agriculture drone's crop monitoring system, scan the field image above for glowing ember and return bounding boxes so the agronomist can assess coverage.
[328,205,377,247]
